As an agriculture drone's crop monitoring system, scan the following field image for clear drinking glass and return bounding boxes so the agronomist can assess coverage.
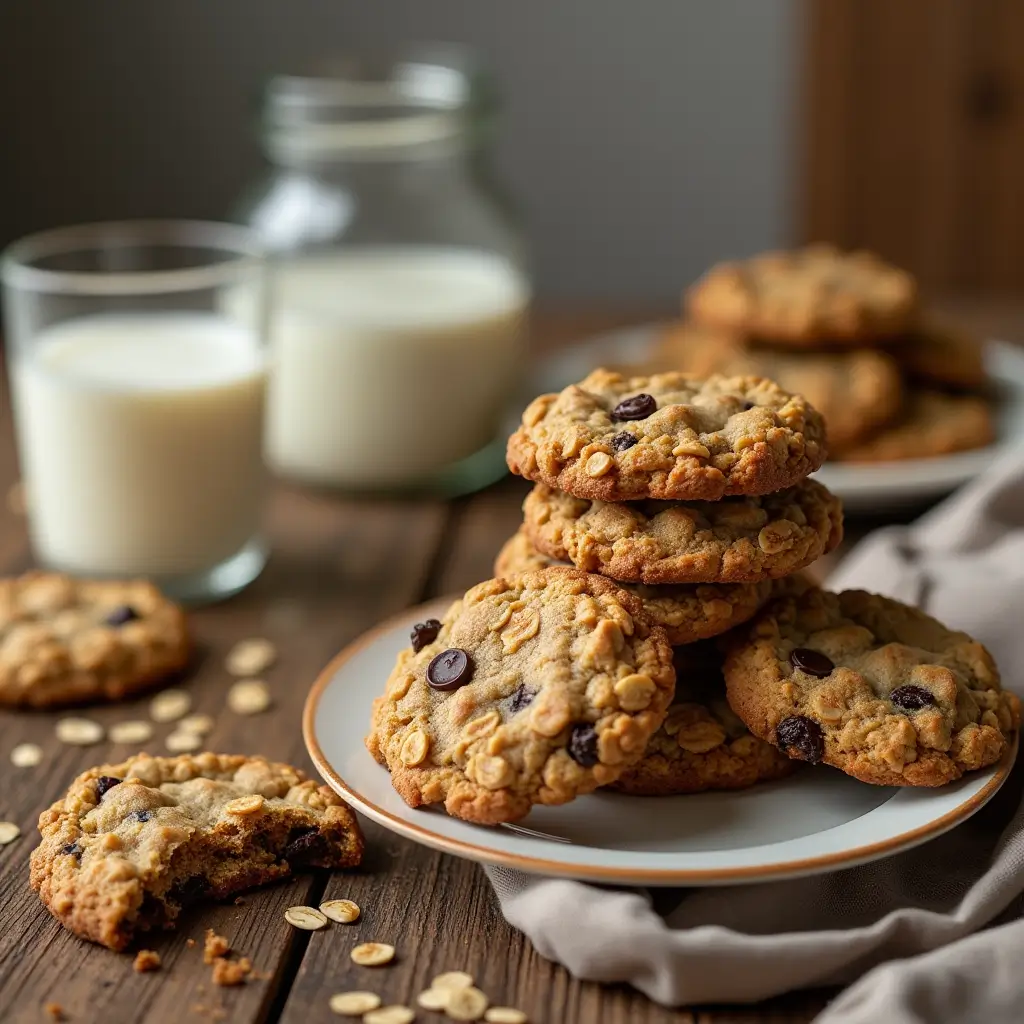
[1,220,269,604]
[235,45,529,495]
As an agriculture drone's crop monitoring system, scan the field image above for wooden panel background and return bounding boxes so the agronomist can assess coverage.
[802,0,1024,293]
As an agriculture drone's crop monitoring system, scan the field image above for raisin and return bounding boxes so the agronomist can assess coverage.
[567,723,599,767]
[94,776,122,799]
[168,875,209,907]
[890,685,936,711]
[776,715,824,764]
[611,394,657,421]
[610,432,638,452]
[127,809,153,823]
[410,619,442,653]
[61,842,82,860]
[283,828,329,867]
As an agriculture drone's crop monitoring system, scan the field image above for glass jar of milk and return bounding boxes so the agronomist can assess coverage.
[1,221,269,604]
[235,46,529,493]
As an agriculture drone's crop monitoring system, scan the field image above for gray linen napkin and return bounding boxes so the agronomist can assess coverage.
[484,450,1024,1022]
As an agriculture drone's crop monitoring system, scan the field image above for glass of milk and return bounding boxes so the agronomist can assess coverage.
[235,46,530,493]
[1,220,269,604]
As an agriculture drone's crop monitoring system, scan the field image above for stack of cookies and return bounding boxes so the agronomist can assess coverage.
[654,244,994,462]
[499,368,843,796]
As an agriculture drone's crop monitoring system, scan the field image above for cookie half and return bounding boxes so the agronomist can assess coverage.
[30,753,364,950]
[833,390,994,463]
[722,588,1020,786]
[686,244,917,347]
[612,643,794,796]
[506,368,828,502]
[494,529,772,645]
[0,572,190,708]
[366,568,676,825]
[523,480,843,585]
[656,321,903,448]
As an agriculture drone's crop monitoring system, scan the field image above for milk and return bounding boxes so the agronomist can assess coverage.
[12,313,266,578]
[261,247,528,487]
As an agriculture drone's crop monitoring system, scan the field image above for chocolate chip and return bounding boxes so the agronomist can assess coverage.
[105,605,139,627]
[507,684,535,714]
[776,715,824,763]
[890,685,936,711]
[94,776,122,799]
[127,809,152,823]
[610,432,638,452]
[611,394,656,421]
[283,828,329,866]
[410,618,442,653]
[568,723,599,767]
[789,648,834,678]
[426,648,473,691]
[61,842,82,860]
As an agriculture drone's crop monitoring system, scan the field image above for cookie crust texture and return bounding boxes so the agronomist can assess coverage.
[367,568,676,824]
[522,479,843,585]
[723,588,1019,786]
[506,369,827,502]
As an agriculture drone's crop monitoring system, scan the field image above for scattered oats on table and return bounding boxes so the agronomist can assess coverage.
[0,822,21,845]
[284,906,328,931]
[178,713,215,736]
[165,729,203,753]
[226,638,277,677]
[55,717,104,745]
[447,986,490,1021]
[108,720,154,744]
[319,898,360,923]
[149,688,191,722]
[417,988,451,1010]
[432,970,474,991]
[10,742,42,767]
[363,1008,414,1024]
[329,991,382,1016]
[350,942,395,966]
[227,679,272,715]
[485,1009,528,1024]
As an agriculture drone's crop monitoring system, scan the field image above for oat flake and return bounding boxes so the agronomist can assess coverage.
[328,991,382,1016]
[0,821,20,844]
[320,898,360,923]
[10,743,42,768]
[150,689,192,723]
[109,720,154,744]
[55,717,103,746]
[284,906,328,930]
[350,942,395,967]
[226,638,276,677]
[227,679,272,715]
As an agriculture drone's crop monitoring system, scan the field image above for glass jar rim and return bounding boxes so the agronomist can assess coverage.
[1,220,265,296]
[262,43,496,163]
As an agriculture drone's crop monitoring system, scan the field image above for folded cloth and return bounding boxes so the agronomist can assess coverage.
[484,450,1024,1022]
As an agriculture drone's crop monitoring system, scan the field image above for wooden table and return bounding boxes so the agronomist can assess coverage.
[1,307,1020,1024]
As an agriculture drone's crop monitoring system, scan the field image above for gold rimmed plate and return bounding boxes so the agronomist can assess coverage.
[304,599,1017,886]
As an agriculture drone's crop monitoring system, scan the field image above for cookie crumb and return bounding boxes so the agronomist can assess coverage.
[226,638,276,677]
[133,949,161,973]
[186,938,196,948]
[211,956,251,987]
[203,929,231,964]
[10,742,43,768]
[44,1003,66,1022]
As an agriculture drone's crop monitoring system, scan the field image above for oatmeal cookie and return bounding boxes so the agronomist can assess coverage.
[613,644,795,795]
[494,528,772,645]
[0,572,189,708]
[655,321,903,448]
[30,753,364,950]
[523,479,842,585]
[890,317,987,391]
[722,588,1019,786]
[686,244,917,347]
[834,390,994,463]
[366,568,676,825]
[507,368,827,502]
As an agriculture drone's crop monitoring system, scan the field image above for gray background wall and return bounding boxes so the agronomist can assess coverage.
[0,0,799,304]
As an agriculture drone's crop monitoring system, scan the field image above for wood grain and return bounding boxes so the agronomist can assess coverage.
[4,305,1024,1022]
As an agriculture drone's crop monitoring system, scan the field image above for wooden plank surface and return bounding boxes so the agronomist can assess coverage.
[2,305,1024,1024]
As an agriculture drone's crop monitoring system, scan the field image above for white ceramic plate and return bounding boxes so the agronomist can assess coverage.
[304,600,1017,887]
[522,324,1024,513]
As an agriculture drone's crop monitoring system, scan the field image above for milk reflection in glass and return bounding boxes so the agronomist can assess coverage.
[264,248,528,487]
[12,314,266,576]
